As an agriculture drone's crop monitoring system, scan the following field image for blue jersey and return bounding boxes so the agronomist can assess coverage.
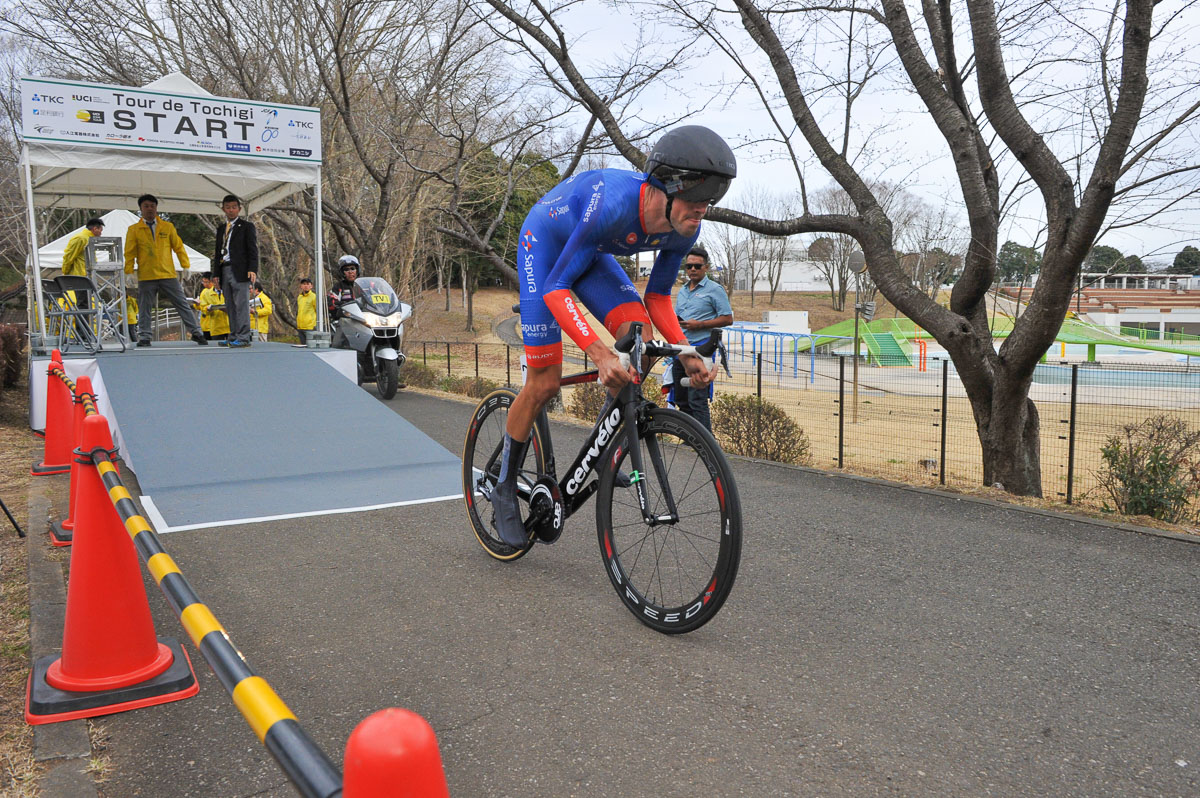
[518,169,697,365]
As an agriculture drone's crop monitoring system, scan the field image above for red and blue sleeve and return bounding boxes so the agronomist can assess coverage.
[643,237,697,345]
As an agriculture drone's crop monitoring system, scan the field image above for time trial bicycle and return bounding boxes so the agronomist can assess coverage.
[462,321,742,634]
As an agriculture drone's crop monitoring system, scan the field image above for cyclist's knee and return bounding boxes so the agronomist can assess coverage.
[522,369,561,406]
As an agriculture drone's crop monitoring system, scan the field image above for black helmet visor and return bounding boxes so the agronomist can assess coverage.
[667,171,732,205]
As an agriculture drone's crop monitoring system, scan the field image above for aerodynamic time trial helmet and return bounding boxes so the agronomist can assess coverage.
[645,125,737,206]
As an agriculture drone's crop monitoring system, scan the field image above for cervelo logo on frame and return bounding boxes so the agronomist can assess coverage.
[566,405,623,495]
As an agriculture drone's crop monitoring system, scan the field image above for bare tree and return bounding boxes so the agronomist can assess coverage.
[807,233,857,310]
[481,0,1200,497]
[899,199,968,300]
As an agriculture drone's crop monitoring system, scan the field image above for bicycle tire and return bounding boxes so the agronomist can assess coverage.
[596,407,742,634]
[462,389,547,561]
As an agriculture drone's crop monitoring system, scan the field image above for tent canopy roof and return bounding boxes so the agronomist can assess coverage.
[24,72,318,216]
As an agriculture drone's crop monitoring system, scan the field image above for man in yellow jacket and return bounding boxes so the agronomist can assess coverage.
[61,217,105,309]
[296,278,317,344]
[124,194,206,347]
[249,282,273,342]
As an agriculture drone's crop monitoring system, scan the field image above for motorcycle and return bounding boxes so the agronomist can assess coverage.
[331,276,413,400]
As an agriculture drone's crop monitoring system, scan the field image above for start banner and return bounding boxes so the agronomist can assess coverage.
[21,77,322,164]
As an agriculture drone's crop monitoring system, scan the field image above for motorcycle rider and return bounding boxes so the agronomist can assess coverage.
[329,255,359,348]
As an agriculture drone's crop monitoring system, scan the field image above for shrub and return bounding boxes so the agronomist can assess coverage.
[567,381,606,421]
[711,393,811,465]
[567,375,665,421]
[0,323,23,389]
[1095,414,1200,523]
[398,361,438,388]
[435,374,501,398]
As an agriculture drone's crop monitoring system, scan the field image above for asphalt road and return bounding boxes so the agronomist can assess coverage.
[99,390,1200,797]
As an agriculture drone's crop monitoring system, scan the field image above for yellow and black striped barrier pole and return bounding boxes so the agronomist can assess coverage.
[47,369,345,797]
[91,449,344,797]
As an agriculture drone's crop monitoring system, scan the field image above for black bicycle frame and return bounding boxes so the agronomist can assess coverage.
[544,325,682,525]
[481,322,694,526]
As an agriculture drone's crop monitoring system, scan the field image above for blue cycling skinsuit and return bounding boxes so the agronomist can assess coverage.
[517,168,696,366]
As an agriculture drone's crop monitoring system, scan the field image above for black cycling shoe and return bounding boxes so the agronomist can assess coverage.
[490,433,531,548]
[491,479,528,548]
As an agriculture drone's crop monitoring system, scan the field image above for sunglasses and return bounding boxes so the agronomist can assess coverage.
[685,264,705,269]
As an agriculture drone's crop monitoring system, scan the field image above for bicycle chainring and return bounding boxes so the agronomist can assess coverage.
[525,476,565,544]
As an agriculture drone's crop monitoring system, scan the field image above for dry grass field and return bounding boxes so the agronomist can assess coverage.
[0,367,39,796]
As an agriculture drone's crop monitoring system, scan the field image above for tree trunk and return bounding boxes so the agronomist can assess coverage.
[977,393,1041,495]
[465,273,476,332]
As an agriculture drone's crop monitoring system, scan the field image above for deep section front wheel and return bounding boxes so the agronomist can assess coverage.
[462,389,546,561]
[596,407,742,634]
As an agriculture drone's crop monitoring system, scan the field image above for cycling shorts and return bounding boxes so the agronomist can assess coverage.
[519,246,649,368]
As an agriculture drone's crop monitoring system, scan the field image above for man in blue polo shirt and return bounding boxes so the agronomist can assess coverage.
[671,245,733,431]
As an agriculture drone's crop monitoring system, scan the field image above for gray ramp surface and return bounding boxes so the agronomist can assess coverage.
[96,347,460,530]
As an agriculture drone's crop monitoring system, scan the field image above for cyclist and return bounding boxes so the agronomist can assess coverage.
[491,125,737,546]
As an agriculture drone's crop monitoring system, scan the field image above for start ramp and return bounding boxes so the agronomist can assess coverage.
[32,343,462,531]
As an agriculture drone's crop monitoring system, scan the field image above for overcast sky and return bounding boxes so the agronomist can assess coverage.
[552,0,1200,265]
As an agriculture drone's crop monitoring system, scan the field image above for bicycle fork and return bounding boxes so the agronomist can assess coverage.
[620,394,680,527]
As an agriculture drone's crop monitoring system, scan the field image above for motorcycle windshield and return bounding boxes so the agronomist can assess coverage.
[353,277,401,315]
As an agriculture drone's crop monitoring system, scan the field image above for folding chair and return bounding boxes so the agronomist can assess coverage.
[58,273,128,353]
[50,276,103,354]
[40,280,68,343]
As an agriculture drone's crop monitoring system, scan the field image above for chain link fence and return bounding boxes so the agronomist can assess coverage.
[406,340,1200,515]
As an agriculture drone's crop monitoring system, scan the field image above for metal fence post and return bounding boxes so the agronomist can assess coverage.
[422,342,427,367]
[838,355,845,469]
[506,346,511,386]
[474,344,479,380]
[1067,363,1078,504]
[756,352,763,400]
[940,358,948,486]
[446,342,451,376]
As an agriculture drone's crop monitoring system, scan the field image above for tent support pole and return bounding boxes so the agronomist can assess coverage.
[313,171,326,331]
[23,147,47,339]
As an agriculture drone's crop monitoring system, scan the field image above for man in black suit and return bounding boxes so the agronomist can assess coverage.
[214,194,259,348]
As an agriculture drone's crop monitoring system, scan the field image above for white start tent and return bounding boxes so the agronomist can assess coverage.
[21,71,326,335]
[34,209,209,274]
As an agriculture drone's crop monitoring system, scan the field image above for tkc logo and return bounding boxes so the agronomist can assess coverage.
[31,94,64,104]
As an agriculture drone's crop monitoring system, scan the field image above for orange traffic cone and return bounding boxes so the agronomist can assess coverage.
[50,376,95,546]
[26,414,199,724]
[32,351,72,475]
[344,708,451,797]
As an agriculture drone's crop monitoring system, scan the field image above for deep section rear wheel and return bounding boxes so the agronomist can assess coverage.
[597,407,741,633]
[462,389,546,561]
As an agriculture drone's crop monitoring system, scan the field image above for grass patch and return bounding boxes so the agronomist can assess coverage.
[0,358,41,797]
